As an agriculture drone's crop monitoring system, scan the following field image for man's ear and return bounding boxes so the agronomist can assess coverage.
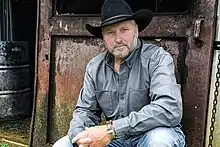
[135,28,139,38]
[136,24,139,34]
[134,24,139,37]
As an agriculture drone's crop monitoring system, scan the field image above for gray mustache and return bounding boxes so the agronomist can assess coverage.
[115,44,127,48]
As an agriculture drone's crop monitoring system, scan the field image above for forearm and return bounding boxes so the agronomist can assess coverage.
[68,107,101,141]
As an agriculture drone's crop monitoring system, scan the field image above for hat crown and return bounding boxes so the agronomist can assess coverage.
[85,0,153,38]
[101,0,132,23]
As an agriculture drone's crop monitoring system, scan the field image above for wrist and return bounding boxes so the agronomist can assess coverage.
[106,120,116,140]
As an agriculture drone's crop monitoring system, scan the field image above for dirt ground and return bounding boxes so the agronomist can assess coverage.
[0,118,30,147]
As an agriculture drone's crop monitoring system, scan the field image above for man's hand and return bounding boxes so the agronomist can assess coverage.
[72,125,111,147]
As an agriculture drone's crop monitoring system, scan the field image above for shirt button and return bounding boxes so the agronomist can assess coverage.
[120,96,124,100]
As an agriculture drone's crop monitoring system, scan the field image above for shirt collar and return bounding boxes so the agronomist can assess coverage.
[105,39,142,69]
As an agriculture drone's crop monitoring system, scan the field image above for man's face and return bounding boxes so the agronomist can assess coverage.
[102,20,138,59]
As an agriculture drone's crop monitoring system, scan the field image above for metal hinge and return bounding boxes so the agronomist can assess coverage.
[194,16,204,39]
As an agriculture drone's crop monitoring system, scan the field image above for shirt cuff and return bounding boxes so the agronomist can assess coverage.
[113,117,130,139]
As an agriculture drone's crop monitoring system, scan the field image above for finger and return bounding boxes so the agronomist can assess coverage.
[72,132,88,143]
[77,137,92,144]
[72,137,79,143]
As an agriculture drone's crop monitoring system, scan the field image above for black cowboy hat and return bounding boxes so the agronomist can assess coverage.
[85,0,153,38]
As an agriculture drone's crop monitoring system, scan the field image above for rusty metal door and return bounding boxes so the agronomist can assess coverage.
[31,0,217,146]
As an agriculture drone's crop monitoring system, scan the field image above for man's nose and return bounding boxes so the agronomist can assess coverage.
[115,31,122,43]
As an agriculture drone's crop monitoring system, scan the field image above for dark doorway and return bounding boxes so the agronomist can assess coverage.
[55,0,190,15]
[11,0,37,114]
[0,0,37,145]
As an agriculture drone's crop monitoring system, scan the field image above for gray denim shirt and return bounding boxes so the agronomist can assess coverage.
[68,39,183,141]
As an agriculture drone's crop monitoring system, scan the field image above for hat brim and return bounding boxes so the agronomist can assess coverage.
[85,9,153,38]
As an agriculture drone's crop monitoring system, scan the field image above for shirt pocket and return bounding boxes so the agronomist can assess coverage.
[95,90,113,116]
[129,88,150,112]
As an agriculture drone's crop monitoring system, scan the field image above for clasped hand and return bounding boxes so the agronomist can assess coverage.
[72,125,111,147]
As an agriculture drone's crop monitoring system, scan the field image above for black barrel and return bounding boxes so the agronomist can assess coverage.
[0,41,31,120]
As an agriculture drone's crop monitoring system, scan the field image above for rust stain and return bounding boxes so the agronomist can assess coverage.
[55,38,104,75]
[54,38,105,103]
[48,37,106,142]
[182,0,216,146]
[49,15,192,38]
[32,0,52,146]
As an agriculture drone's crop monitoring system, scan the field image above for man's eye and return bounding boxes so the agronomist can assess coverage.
[107,31,114,35]
[122,28,129,32]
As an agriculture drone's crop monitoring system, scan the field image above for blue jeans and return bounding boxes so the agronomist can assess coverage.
[53,126,185,147]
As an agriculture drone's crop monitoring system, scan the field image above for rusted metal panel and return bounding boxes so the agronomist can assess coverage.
[49,15,193,38]
[48,37,106,143]
[32,0,52,146]
[183,36,213,146]
[182,0,216,146]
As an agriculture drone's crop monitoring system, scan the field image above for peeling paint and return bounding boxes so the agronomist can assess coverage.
[64,25,68,31]
[55,38,105,75]
[59,21,62,28]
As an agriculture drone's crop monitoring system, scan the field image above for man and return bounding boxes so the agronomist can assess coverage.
[53,0,185,146]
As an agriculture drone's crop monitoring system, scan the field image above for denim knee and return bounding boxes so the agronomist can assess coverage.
[137,127,185,147]
[53,135,73,147]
